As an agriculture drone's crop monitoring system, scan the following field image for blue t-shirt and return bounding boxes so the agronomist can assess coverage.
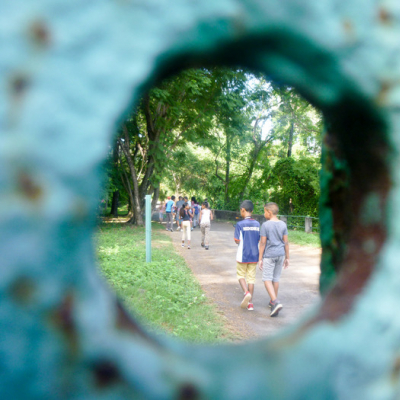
[234,217,260,263]
[165,200,174,213]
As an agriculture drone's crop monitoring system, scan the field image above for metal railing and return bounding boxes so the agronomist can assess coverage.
[212,210,319,233]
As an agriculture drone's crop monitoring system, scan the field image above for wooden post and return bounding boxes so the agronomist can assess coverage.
[305,217,312,233]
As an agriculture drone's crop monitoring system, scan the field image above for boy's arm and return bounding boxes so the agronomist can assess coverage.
[258,236,267,270]
[283,234,289,269]
[234,223,240,244]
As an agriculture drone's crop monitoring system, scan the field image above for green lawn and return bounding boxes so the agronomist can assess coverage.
[95,223,237,343]
[288,230,321,248]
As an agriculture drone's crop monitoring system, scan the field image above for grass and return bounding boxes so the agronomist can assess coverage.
[288,230,321,248]
[95,222,236,343]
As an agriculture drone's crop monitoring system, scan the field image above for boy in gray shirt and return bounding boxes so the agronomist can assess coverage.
[258,202,289,317]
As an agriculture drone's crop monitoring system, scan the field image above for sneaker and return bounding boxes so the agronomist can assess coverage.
[205,246,209,250]
[268,301,273,308]
[270,302,283,317]
[247,303,254,311]
[170,229,173,232]
[177,227,181,231]
[166,228,169,231]
[201,243,205,247]
[191,228,193,231]
[188,245,191,249]
[240,291,252,309]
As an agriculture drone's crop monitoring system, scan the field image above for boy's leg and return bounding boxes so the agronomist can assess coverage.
[181,222,186,242]
[271,256,285,299]
[238,278,248,293]
[273,281,280,298]
[186,221,191,247]
[237,262,253,308]
[262,258,277,301]
[264,281,277,301]
[204,223,211,247]
[247,263,256,298]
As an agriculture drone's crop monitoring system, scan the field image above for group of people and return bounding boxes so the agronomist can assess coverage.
[234,200,289,317]
[159,196,213,250]
[159,196,289,318]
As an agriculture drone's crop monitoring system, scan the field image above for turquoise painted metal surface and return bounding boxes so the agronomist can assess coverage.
[146,194,152,263]
[1,0,400,399]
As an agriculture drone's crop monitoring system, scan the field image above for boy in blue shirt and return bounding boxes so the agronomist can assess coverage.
[234,200,260,311]
[165,196,175,231]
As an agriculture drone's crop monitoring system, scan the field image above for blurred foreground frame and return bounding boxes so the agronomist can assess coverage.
[1,0,400,399]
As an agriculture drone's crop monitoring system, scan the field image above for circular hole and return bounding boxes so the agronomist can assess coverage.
[96,66,333,343]
[95,29,389,341]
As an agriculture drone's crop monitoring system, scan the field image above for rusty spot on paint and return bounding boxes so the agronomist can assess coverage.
[307,97,390,325]
[93,360,121,388]
[377,81,391,106]
[392,357,400,383]
[9,276,36,304]
[49,293,79,353]
[179,384,199,400]
[379,8,392,24]
[342,20,353,35]
[30,21,50,46]
[18,172,42,201]
[116,300,160,346]
[11,75,30,97]
[58,295,75,332]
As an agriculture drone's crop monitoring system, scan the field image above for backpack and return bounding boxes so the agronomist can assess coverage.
[194,204,199,215]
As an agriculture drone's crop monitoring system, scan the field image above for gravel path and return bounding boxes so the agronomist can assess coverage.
[168,221,321,341]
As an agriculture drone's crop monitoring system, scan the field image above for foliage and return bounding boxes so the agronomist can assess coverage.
[95,223,237,343]
[103,67,324,220]
[269,157,320,217]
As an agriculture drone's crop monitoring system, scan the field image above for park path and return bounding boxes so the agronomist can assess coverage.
[168,221,321,341]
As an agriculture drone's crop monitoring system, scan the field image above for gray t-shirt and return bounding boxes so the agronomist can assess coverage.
[176,200,185,209]
[260,220,288,258]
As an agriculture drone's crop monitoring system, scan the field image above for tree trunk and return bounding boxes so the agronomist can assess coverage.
[239,148,260,202]
[287,121,294,157]
[119,126,144,226]
[151,185,160,212]
[225,134,231,205]
[110,190,119,217]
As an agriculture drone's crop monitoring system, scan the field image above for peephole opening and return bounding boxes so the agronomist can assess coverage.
[96,67,323,343]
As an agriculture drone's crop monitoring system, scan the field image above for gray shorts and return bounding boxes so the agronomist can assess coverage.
[262,256,285,282]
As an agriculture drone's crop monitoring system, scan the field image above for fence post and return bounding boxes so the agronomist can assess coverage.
[305,217,312,233]
[146,194,152,262]
[280,215,288,225]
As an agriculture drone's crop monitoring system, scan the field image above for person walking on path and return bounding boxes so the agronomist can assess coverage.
[165,196,175,232]
[159,200,166,224]
[175,196,185,231]
[192,197,200,229]
[258,202,290,317]
[180,202,193,249]
[234,200,260,311]
[199,201,213,250]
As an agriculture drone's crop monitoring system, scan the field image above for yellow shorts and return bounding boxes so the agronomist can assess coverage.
[236,262,257,284]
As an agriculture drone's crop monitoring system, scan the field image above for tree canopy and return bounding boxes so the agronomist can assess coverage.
[103,67,323,223]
